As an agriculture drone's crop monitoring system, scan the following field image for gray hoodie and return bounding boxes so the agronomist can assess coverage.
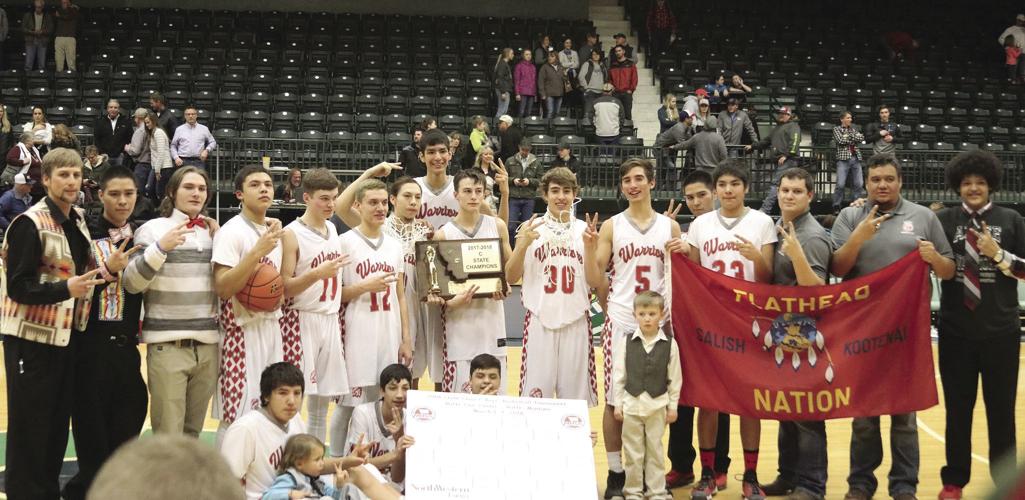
[677,127,727,170]
[717,110,758,145]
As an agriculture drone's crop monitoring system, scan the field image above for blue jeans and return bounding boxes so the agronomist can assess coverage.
[848,413,919,496]
[833,158,865,209]
[545,96,562,119]
[495,89,510,118]
[24,41,47,71]
[777,421,828,497]
[133,162,152,194]
[517,95,535,117]
[759,158,800,214]
[178,157,208,170]
[508,197,535,240]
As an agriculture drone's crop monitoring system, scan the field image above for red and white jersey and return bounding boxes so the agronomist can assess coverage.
[439,215,506,361]
[284,219,343,314]
[219,409,306,500]
[212,214,284,326]
[606,212,673,330]
[522,216,591,329]
[339,228,404,387]
[685,208,777,282]
[415,176,460,232]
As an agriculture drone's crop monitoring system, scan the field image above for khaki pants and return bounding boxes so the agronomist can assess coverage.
[147,342,218,436]
[54,36,76,71]
[622,409,670,499]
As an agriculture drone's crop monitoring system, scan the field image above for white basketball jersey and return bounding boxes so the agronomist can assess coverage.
[606,212,673,330]
[415,176,460,231]
[439,215,506,361]
[211,214,284,325]
[219,410,306,500]
[685,208,778,282]
[285,219,343,314]
[522,216,591,329]
[339,228,405,387]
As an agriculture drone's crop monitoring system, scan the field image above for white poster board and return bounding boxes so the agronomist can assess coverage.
[404,390,597,500]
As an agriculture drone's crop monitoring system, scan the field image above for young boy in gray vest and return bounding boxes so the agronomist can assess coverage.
[612,290,682,499]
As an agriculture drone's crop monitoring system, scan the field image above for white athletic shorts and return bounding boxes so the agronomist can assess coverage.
[410,303,429,379]
[519,312,598,406]
[341,385,381,407]
[214,317,283,422]
[297,310,349,397]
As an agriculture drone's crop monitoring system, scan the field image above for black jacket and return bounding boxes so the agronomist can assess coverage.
[93,114,134,158]
[493,59,514,94]
[399,143,426,178]
[550,154,582,173]
[498,126,523,162]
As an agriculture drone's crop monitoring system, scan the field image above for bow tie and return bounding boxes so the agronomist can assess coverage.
[186,217,207,229]
[108,224,133,243]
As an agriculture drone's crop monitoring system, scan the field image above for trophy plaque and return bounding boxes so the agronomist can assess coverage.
[415,239,506,300]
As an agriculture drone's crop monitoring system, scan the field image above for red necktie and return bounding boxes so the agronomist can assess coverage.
[186,217,207,229]
[963,211,982,311]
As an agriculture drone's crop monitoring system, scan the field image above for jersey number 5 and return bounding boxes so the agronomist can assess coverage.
[634,265,651,293]
[542,265,575,294]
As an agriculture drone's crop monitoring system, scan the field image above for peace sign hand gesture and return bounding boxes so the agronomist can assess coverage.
[663,199,683,220]
[494,159,510,194]
[851,205,892,244]
[777,221,805,262]
[515,214,543,244]
[971,222,1001,260]
[105,238,143,274]
[583,213,600,252]
[67,269,107,298]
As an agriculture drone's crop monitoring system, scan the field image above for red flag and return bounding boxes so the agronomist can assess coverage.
[670,251,937,419]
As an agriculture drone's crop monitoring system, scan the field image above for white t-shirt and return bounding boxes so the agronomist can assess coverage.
[220,409,307,500]
[685,208,777,281]
[212,214,284,325]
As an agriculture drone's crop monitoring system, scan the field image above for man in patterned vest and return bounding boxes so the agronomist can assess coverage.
[2,148,108,498]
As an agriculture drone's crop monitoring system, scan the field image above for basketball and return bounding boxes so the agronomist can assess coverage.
[235,262,283,312]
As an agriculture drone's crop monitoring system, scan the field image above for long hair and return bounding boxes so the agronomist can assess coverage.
[282,167,302,200]
[0,103,10,134]
[159,166,210,217]
[662,93,678,121]
[494,48,513,72]
[474,146,495,170]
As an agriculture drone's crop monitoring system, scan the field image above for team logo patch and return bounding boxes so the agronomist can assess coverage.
[352,387,363,398]
[902,220,914,234]
[752,313,836,383]
[412,407,435,421]
[561,414,584,429]
[528,388,544,398]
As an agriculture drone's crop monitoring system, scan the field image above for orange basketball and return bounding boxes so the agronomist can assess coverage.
[235,262,284,312]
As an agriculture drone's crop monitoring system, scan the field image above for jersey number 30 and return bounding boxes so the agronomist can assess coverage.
[543,265,575,294]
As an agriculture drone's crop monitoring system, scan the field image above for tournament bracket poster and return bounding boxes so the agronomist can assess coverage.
[670,251,938,419]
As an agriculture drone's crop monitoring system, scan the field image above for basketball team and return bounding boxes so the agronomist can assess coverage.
[1,129,1019,500]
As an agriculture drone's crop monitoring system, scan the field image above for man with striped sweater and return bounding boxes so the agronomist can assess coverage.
[124,165,220,436]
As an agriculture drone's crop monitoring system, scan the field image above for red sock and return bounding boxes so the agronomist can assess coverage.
[699,449,715,473]
[743,449,759,473]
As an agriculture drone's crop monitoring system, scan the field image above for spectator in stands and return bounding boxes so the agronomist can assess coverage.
[23,105,53,152]
[559,37,580,80]
[832,110,865,213]
[694,98,712,129]
[704,74,729,107]
[83,144,110,184]
[534,34,553,67]
[728,73,753,102]
[579,31,603,65]
[496,115,522,162]
[608,33,634,61]
[579,49,607,119]
[448,131,474,172]
[676,116,727,172]
[0,172,32,231]
[400,127,426,178]
[125,108,152,194]
[653,110,694,186]
[538,51,565,119]
[420,115,438,130]
[0,102,13,153]
[472,146,500,212]
[658,93,679,134]
[999,14,1025,80]
[50,123,79,151]
[1004,36,1022,84]
[3,131,41,187]
[865,104,899,156]
[170,106,217,170]
[22,0,52,71]
[493,48,515,119]
[504,138,541,238]
[609,45,638,120]
[469,115,492,154]
[514,51,537,117]
[746,106,801,214]
[275,168,303,203]
[94,99,133,167]
[717,97,758,157]
[0,7,8,70]
[53,0,78,72]
[550,141,582,173]
[150,92,180,139]
[142,111,172,199]
[592,83,625,145]
[681,89,702,117]
[646,0,677,65]
[880,31,919,63]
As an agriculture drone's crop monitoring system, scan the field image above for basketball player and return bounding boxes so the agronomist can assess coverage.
[432,169,513,394]
[279,168,351,442]
[330,178,411,456]
[582,158,681,499]
[664,170,733,491]
[413,129,508,389]
[684,160,776,500]
[345,364,416,486]
[506,167,597,405]
[212,165,285,434]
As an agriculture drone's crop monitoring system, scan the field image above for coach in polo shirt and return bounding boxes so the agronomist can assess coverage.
[830,153,955,500]
[763,167,832,499]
